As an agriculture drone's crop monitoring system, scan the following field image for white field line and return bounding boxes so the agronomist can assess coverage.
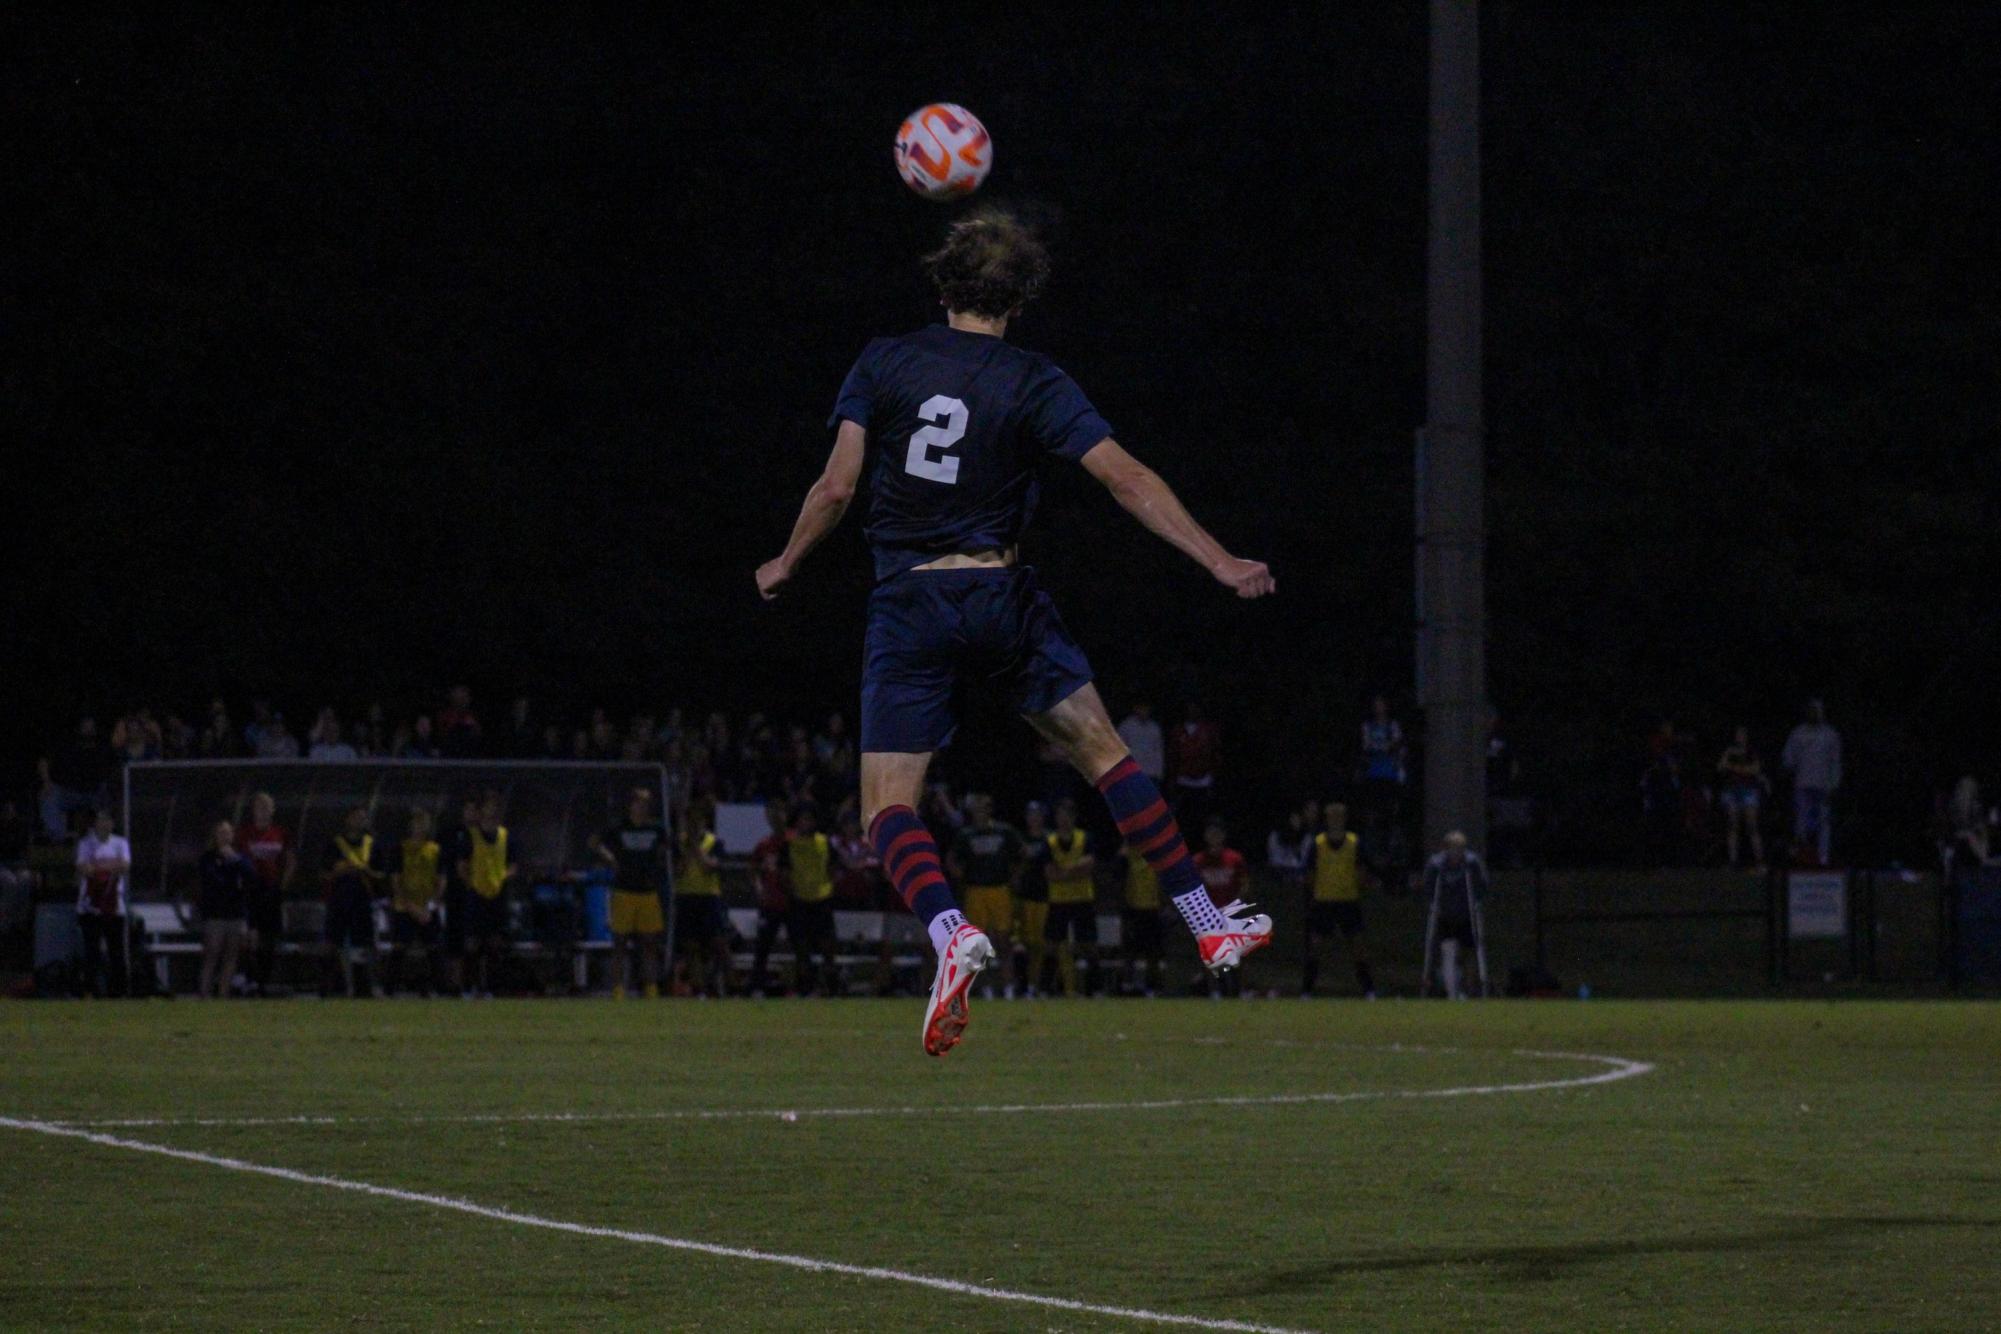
[0,1114,1308,1334]
[50,1047,1654,1130]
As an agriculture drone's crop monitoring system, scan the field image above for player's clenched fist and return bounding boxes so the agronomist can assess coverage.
[755,558,792,601]
[1212,556,1275,599]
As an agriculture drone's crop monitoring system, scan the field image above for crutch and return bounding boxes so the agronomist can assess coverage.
[1469,881,1490,998]
[1418,873,1441,997]
[119,902,136,998]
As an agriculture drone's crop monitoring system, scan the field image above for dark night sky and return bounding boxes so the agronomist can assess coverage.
[8,4,1998,860]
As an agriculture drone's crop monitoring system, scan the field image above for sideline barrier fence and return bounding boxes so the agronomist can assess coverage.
[1526,864,1955,994]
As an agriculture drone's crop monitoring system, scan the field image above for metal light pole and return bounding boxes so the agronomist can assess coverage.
[1416,0,1487,857]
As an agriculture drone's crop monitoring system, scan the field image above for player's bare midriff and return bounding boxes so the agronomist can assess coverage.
[911,546,1016,572]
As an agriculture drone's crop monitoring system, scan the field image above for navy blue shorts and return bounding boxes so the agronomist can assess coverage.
[861,565,1094,753]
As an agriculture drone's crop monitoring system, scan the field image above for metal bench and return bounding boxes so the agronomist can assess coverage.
[130,902,201,992]
[130,898,1127,996]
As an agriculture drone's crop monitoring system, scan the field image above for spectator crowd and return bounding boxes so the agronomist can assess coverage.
[19,686,1417,1001]
[18,683,1972,1001]
[1637,698,1847,870]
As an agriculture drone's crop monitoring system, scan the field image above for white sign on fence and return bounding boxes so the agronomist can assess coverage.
[1787,870,1848,940]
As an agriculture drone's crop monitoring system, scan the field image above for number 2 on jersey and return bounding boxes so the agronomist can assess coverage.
[904,394,968,484]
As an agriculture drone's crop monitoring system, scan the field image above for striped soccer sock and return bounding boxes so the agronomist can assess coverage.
[868,805,966,955]
[1094,756,1227,935]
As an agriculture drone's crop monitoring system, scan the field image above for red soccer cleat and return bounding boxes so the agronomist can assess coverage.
[922,924,995,1057]
[1196,900,1274,973]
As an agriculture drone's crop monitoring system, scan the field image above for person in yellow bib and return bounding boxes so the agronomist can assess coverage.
[1302,802,1375,998]
[1010,801,1052,996]
[388,808,444,995]
[590,787,668,999]
[673,802,727,997]
[1041,799,1099,996]
[323,805,385,998]
[1120,835,1164,995]
[785,805,838,995]
[947,794,1022,999]
[456,792,517,998]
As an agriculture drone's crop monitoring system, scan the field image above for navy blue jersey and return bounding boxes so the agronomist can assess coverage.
[829,325,1112,580]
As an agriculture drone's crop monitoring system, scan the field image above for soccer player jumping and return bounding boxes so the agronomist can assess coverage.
[757,209,1276,1055]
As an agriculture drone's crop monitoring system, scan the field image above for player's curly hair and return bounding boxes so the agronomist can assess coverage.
[922,208,1050,319]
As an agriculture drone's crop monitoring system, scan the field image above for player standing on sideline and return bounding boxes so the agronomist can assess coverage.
[1012,801,1052,996]
[1423,831,1488,1000]
[946,794,1021,999]
[235,792,295,997]
[457,793,517,998]
[193,819,253,999]
[1301,802,1376,999]
[323,806,383,998]
[387,809,444,996]
[785,806,839,996]
[591,787,668,1000]
[1041,798,1098,997]
[1120,832,1164,996]
[674,803,728,997]
[756,208,1276,1054]
[75,809,132,998]
[747,800,793,996]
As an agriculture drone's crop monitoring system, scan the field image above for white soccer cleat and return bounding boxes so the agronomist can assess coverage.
[922,924,995,1057]
[1196,900,1274,974]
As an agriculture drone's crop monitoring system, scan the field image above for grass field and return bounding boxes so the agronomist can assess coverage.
[1,998,1996,1331]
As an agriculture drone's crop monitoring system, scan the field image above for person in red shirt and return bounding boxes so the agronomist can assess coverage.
[830,808,901,995]
[1170,701,1223,832]
[1192,816,1249,906]
[747,800,794,996]
[1192,816,1251,995]
[830,809,882,906]
[235,791,297,996]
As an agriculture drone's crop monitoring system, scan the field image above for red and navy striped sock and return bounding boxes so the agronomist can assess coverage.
[868,805,965,952]
[1094,756,1227,935]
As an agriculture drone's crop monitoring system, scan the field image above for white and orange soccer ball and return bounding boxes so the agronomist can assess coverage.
[893,103,992,201]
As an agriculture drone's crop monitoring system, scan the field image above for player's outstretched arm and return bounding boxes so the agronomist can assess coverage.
[756,421,867,601]
[1078,439,1275,598]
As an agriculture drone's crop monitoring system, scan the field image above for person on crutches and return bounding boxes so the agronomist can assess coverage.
[1420,831,1489,999]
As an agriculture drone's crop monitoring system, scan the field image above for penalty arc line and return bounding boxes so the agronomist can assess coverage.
[56,1048,1656,1129]
[0,1114,1308,1334]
